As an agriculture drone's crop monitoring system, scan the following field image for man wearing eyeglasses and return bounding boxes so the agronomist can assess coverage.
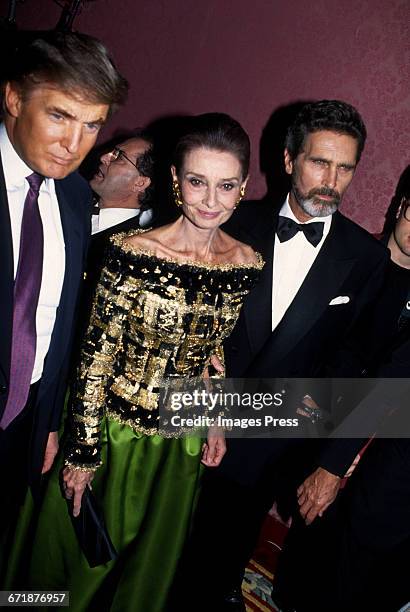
[90,132,154,236]
[83,133,155,303]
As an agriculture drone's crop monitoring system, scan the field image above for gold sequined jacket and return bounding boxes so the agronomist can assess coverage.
[65,234,263,470]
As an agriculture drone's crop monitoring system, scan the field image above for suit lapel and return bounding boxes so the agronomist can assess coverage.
[56,178,84,282]
[241,215,277,355]
[268,212,356,364]
[40,179,83,387]
[0,153,14,390]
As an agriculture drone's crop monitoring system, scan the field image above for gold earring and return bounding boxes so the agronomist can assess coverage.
[172,180,183,208]
[234,185,246,208]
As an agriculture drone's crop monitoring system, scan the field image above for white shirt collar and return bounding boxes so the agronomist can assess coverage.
[0,123,33,190]
[96,207,139,233]
[93,205,154,234]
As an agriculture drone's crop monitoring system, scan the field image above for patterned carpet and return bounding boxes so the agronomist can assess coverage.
[242,512,410,612]
[243,559,276,612]
[242,513,288,612]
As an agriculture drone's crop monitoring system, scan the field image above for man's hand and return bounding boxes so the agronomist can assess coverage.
[62,467,94,517]
[41,431,59,474]
[201,427,226,467]
[297,467,341,525]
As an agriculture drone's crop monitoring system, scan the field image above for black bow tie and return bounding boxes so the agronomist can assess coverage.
[276,216,324,247]
[92,204,100,216]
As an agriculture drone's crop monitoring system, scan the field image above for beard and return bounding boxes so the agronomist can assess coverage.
[292,183,341,218]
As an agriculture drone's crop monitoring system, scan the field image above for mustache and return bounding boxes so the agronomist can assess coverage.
[308,186,340,201]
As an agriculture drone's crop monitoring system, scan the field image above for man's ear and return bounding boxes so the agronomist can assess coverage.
[133,175,151,194]
[4,82,23,118]
[284,148,294,176]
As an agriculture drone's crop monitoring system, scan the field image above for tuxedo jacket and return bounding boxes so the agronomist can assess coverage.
[224,205,388,377]
[81,211,156,333]
[221,202,389,481]
[85,214,144,296]
[0,155,91,484]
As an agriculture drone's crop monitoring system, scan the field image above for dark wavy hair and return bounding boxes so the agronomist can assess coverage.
[3,31,128,117]
[173,112,250,180]
[382,165,410,237]
[285,99,367,163]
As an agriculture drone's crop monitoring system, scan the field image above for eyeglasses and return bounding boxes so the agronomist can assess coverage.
[401,197,410,221]
[109,147,138,170]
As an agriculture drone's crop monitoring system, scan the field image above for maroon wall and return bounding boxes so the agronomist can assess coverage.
[2,0,409,231]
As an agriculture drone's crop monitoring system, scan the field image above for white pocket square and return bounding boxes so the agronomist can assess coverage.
[329,295,350,306]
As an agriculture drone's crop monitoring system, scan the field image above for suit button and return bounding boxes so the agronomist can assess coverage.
[0,384,7,394]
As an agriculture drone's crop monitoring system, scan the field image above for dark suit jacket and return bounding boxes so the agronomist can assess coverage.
[0,154,91,485]
[224,205,388,377]
[319,318,410,472]
[220,202,389,481]
[81,211,154,331]
[316,339,410,611]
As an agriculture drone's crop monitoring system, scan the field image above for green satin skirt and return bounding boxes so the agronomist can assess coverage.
[6,418,203,612]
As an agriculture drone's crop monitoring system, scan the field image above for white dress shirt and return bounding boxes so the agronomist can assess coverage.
[0,124,66,383]
[92,206,154,235]
[272,195,332,330]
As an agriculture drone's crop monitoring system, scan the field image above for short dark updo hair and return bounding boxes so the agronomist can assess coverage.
[173,113,250,180]
[285,99,367,163]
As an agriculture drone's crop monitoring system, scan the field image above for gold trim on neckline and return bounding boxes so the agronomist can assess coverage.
[110,231,264,271]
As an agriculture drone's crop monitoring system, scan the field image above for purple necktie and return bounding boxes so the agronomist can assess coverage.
[0,173,44,429]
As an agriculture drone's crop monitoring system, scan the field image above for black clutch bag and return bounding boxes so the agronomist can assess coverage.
[67,486,118,568]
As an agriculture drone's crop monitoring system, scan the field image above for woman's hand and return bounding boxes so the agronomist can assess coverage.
[201,427,226,467]
[202,354,225,379]
[62,466,94,517]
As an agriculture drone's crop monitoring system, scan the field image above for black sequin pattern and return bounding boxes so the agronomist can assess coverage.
[65,239,263,470]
